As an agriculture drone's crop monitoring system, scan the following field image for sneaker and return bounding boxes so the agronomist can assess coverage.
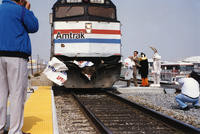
[194,105,200,109]
[180,106,190,111]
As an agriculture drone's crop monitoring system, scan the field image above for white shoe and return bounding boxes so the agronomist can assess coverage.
[150,84,160,87]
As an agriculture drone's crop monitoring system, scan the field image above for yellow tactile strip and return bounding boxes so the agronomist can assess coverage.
[22,86,53,134]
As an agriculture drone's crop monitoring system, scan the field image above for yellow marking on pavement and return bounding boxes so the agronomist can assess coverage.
[22,86,53,134]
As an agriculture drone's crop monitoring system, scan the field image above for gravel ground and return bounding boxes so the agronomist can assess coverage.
[114,81,200,128]
[30,73,52,86]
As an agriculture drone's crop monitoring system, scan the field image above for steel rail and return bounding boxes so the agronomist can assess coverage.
[72,92,113,134]
[105,90,200,134]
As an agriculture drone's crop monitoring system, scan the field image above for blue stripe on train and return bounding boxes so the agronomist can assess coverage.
[54,38,121,44]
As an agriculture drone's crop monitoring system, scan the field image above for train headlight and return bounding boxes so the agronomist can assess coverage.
[61,44,65,48]
[90,0,104,4]
[85,23,92,34]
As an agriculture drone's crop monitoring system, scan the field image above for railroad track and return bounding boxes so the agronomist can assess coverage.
[54,89,99,134]
[72,89,200,134]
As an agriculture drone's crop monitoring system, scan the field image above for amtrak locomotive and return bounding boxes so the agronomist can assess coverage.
[50,0,122,88]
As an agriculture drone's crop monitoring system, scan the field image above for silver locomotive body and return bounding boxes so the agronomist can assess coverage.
[50,0,121,88]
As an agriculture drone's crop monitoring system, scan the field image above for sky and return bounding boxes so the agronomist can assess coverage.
[1,0,200,61]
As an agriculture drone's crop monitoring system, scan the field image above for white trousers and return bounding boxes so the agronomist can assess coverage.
[0,57,28,134]
[125,68,133,80]
[153,73,160,85]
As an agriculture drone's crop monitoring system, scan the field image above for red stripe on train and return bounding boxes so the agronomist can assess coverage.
[53,29,121,35]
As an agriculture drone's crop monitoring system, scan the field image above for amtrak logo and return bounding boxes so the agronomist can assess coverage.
[56,32,85,39]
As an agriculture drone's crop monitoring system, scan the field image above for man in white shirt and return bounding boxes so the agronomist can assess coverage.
[175,72,200,111]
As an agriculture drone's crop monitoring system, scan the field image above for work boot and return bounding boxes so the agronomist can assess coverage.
[180,106,190,111]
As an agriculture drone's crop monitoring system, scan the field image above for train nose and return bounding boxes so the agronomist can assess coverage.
[63,62,121,88]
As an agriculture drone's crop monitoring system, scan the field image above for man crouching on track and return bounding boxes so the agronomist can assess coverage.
[175,71,200,111]
[0,0,38,134]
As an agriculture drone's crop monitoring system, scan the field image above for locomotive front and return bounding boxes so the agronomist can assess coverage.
[50,0,122,88]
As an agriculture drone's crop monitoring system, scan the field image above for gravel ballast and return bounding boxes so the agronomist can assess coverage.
[114,80,200,128]
[118,92,200,128]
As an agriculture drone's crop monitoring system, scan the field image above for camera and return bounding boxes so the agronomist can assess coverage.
[15,0,27,7]
[15,0,30,9]
[20,0,27,7]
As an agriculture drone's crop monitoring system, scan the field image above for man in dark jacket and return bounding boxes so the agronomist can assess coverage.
[0,0,38,134]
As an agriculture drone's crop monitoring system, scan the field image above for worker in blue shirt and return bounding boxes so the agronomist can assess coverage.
[0,0,38,134]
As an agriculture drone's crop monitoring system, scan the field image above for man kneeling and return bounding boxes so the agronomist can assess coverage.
[175,71,200,111]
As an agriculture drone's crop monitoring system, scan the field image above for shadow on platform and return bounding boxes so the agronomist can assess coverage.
[22,116,43,132]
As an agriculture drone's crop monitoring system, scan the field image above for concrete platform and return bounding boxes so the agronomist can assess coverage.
[116,86,164,94]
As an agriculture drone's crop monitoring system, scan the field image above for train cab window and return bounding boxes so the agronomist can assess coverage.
[88,6,115,19]
[55,6,84,18]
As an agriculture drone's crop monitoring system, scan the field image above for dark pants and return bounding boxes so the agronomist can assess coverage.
[133,66,138,87]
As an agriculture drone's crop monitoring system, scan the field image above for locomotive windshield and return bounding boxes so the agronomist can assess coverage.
[88,6,115,19]
[53,0,117,21]
[55,6,84,18]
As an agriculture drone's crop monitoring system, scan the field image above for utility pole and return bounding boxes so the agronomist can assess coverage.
[30,56,33,75]
[37,55,39,73]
